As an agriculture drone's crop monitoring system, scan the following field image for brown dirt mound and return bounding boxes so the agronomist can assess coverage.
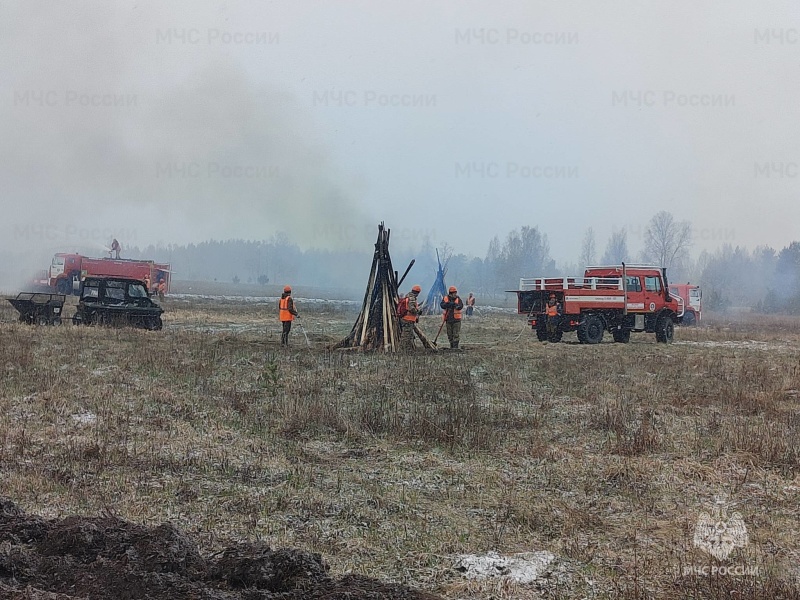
[0,499,442,600]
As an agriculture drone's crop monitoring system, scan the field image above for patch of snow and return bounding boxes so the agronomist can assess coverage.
[675,340,789,351]
[469,366,488,380]
[169,293,361,307]
[455,550,555,584]
[71,412,97,425]
[166,293,517,313]
[91,366,116,376]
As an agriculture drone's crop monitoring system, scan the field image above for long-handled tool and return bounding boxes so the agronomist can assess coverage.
[296,317,311,348]
[433,319,445,345]
[433,304,452,345]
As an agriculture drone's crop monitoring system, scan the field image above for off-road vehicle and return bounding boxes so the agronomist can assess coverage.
[72,276,163,330]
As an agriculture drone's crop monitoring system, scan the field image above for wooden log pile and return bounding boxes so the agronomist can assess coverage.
[334,223,436,352]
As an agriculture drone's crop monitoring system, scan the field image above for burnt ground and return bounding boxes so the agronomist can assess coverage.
[0,500,442,600]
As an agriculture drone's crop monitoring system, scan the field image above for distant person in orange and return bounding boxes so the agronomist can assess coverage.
[153,276,166,301]
[466,292,476,317]
[110,239,121,259]
[143,273,151,294]
[279,285,299,346]
[545,293,561,339]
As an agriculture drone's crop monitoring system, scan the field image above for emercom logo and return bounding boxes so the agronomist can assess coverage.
[693,497,749,560]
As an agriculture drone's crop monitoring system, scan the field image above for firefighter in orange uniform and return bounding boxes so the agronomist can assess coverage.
[440,285,464,349]
[143,274,151,294]
[466,292,476,317]
[279,285,299,346]
[400,285,421,350]
[545,293,561,339]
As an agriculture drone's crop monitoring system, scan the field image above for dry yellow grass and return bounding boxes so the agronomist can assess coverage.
[2,296,800,599]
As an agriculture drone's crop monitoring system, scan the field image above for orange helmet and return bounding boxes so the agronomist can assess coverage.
[411,285,421,293]
[448,286,457,293]
[284,285,292,293]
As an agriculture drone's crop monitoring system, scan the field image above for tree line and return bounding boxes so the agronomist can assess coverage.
[123,212,800,313]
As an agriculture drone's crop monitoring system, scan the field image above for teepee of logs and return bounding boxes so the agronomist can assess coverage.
[421,248,448,315]
[334,223,436,352]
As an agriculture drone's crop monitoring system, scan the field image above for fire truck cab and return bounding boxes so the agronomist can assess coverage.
[49,253,83,295]
[514,264,680,344]
[669,283,702,326]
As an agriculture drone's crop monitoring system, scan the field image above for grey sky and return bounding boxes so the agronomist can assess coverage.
[1,1,798,272]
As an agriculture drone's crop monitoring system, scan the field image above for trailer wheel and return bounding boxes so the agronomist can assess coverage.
[36,314,49,326]
[52,317,62,326]
[682,311,696,326]
[655,315,674,343]
[578,314,604,344]
[612,328,631,343]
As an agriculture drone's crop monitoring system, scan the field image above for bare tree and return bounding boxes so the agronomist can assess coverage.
[643,211,692,268]
[601,228,629,264]
[485,235,501,292]
[579,227,596,267]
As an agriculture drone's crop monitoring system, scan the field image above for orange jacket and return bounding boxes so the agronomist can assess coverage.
[279,294,297,322]
[440,295,463,322]
[546,302,559,317]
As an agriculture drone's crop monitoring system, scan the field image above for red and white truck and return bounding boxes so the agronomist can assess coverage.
[48,253,171,296]
[513,264,681,344]
[669,283,702,325]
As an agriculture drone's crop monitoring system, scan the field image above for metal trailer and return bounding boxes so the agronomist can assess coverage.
[7,293,66,325]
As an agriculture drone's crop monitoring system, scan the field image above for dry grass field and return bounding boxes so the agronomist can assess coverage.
[1,295,800,598]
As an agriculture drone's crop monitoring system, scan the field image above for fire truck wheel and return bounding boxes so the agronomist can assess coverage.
[578,314,604,344]
[682,311,696,326]
[535,326,548,342]
[655,315,674,343]
[612,328,630,343]
[548,330,563,343]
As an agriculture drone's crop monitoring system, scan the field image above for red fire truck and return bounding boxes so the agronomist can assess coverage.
[48,253,171,296]
[514,264,680,344]
[669,283,702,326]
